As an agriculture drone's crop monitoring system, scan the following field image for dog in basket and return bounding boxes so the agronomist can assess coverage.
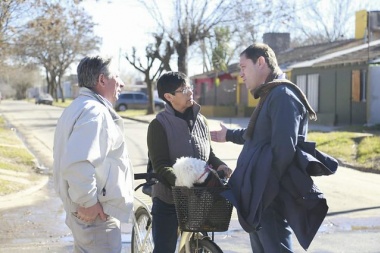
[173,156,225,188]
[172,157,232,231]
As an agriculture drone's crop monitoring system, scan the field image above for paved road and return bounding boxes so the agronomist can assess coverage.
[1,100,380,253]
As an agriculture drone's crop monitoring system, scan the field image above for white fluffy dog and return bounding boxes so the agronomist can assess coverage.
[173,157,210,188]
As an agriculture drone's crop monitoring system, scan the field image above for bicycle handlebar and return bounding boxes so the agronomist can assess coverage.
[134,173,149,180]
[134,172,161,181]
[133,172,161,197]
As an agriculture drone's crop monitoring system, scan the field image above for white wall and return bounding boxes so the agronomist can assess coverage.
[367,66,380,125]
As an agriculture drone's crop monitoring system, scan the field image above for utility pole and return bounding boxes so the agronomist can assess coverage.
[367,11,370,63]
[118,47,122,72]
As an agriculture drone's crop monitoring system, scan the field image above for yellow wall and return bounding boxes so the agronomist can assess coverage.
[355,10,368,39]
[285,70,292,81]
[236,75,259,107]
[248,91,259,106]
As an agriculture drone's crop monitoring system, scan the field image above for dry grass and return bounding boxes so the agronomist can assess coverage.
[117,109,148,117]
[308,125,380,173]
[0,115,41,196]
[0,178,28,196]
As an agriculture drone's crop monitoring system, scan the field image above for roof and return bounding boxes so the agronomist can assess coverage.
[278,39,357,68]
[191,38,380,79]
[190,68,237,79]
[286,39,380,69]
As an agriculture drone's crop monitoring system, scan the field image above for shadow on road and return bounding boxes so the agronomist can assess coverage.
[327,206,380,216]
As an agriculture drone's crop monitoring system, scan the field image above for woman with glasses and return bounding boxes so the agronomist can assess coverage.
[147,71,232,253]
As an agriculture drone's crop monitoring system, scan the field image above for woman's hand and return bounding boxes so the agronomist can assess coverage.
[216,164,233,178]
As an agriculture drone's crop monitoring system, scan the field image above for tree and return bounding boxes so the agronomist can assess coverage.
[230,0,295,48]
[139,0,295,75]
[138,0,235,75]
[125,33,174,114]
[0,0,28,98]
[200,26,234,73]
[290,0,378,45]
[15,1,100,102]
[0,0,33,63]
[0,63,41,99]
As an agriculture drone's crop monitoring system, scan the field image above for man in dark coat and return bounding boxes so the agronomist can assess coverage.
[211,43,337,252]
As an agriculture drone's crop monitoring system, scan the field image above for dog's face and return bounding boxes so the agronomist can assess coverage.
[173,157,209,188]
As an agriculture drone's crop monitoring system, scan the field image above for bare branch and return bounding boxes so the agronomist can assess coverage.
[14,2,100,101]
[124,34,174,114]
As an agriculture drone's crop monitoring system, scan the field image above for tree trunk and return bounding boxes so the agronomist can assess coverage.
[57,83,64,103]
[177,42,188,75]
[57,75,65,103]
[45,69,51,94]
[146,79,154,114]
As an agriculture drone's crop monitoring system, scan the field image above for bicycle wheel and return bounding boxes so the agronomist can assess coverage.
[190,238,223,253]
[131,206,154,253]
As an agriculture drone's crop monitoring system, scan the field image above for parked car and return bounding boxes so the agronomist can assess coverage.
[115,91,165,112]
[35,93,53,105]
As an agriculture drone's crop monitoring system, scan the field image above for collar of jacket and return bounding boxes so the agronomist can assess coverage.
[164,101,201,119]
[79,87,121,121]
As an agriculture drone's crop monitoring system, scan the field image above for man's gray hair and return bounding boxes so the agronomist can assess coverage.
[77,56,112,88]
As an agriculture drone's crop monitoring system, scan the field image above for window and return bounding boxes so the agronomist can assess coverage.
[135,93,145,100]
[296,74,319,112]
[120,93,133,99]
[352,70,366,102]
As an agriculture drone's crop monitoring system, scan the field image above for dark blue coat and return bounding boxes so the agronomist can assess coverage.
[221,85,338,250]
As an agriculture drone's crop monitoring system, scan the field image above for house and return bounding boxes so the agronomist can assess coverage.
[283,10,380,126]
[191,10,380,126]
[285,38,380,126]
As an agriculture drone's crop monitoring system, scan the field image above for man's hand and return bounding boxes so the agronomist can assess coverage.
[210,122,228,142]
[77,202,107,222]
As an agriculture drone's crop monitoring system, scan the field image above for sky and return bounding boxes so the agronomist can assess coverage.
[80,0,380,80]
[79,0,204,79]
[80,1,159,76]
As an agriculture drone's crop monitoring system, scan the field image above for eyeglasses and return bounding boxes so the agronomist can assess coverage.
[173,85,193,95]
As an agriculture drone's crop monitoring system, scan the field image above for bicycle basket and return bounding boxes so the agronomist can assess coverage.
[172,186,233,232]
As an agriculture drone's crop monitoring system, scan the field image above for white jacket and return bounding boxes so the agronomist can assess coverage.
[53,88,133,222]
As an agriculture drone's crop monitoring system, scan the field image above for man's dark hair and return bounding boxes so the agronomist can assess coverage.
[157,71,188,103]
[240,43,279,72]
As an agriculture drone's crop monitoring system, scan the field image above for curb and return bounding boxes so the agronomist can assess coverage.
[0,174,49,203]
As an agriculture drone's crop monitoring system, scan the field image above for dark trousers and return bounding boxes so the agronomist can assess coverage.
[151,197,178,253]
[249,199,293,253]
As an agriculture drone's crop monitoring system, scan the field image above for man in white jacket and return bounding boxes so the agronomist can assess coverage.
[53,56,134,253]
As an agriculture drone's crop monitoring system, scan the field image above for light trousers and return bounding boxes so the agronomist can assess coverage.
[66,213,122,253]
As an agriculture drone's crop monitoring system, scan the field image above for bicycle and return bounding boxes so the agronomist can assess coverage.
[131,172,232,253]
